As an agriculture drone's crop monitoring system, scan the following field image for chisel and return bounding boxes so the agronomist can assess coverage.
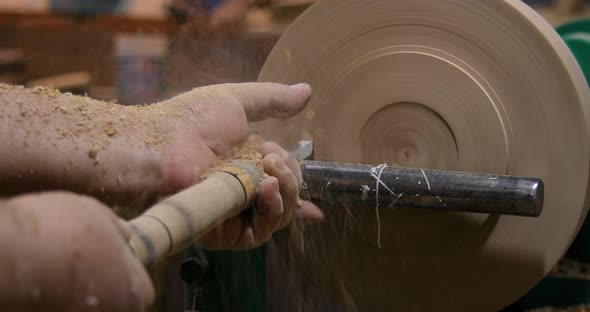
[128,141,543,267]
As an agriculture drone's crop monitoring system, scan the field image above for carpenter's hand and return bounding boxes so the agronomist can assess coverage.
[0,192,154,312]
[198,141,323,250]
[157,83,324,250]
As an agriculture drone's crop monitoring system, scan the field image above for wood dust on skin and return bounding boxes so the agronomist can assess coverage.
[201,135,308,210]
[0,83,193,163]
[0,82,278,193]
[1,82,272,162]
[201,134,267,182]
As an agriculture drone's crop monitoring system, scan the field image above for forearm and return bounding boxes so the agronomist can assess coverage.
[0,84,166,206]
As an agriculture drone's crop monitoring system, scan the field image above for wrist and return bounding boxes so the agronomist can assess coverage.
[85,103,178,207]
[159,135,206,193]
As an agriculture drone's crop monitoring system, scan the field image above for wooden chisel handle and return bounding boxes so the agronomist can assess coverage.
[128,160,261,267]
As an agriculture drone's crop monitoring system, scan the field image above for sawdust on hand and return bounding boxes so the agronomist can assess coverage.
[202,135,266,180]
[0,83,192,161]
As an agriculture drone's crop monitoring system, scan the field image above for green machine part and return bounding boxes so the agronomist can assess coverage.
[557,19,590,85]
[560,19,590,262]
[182,245,266,312]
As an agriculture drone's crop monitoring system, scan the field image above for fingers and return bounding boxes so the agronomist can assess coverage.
[218,181,323,250]
[196,160,322,250]
[262,141,302,186]
[69,195,155,311]
[294,200,325,223]
[173,82,310,161]
[4,192,156,312]
[78,196,155,311]
[198,177,284,250]
[255,176,284,234]
[261,142,324,225]
[197,177,284,250]
[245,177,283,247]
[109,216,154,310]
[127,253,155,311]
[197,215,242,250]
[224,82,312,121]
[263,153,299,229]
[196,138,322,251]
[116,219,133,242]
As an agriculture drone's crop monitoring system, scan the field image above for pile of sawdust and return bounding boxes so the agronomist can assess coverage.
[202,135,265,180]
[230,135,264,167]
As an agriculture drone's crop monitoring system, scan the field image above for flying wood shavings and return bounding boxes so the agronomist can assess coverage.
[360,185,370,200]
[370,164,389,249]
[370,164,401,208]
[369,163,412,247]
[370,164,395,195]
[420,168,431,191]
[389,193,404,210]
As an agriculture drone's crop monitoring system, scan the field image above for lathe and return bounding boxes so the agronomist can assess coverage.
[126,0,590,310]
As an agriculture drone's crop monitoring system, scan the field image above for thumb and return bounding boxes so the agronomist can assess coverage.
[224,82,312,121]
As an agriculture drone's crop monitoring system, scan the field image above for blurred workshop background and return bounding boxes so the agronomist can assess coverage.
[0,0,586,105]
[0,0,316,106]
[1,0,590,311]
